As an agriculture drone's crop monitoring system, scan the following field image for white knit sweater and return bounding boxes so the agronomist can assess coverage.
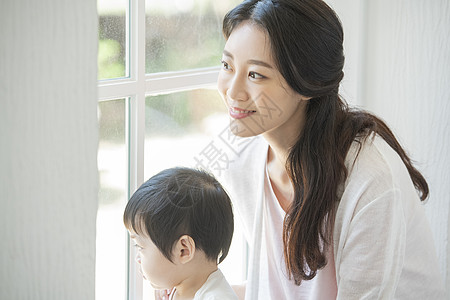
[216,134,444,300]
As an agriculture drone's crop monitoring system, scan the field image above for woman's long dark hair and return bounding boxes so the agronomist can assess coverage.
[223,0,428,284]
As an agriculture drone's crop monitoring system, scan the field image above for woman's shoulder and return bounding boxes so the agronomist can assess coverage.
[201,133,267,193]
[345,133,403,180]
[338,133,421,217]
[217,134,268,174]
[340,135,403,204]
[225,134,267,163]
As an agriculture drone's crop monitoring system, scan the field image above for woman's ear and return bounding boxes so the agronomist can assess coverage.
[300,95,312,101]
[173,235,196,264]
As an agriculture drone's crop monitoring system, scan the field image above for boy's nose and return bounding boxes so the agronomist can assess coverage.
[135,253,141,264]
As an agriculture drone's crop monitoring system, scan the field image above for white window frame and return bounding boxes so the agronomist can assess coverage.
[98,0,220,299]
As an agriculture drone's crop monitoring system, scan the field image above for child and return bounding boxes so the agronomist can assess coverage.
[123,167,238,300]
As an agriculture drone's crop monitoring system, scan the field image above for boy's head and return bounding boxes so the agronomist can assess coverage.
[123,167,234,287]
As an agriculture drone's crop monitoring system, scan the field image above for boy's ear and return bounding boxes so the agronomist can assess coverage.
[173,235,195,264]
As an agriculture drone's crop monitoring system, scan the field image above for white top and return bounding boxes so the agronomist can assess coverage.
[258,161,338,299]
[169,269,238,300]
[194,269,238,300]
[216,134,445,300]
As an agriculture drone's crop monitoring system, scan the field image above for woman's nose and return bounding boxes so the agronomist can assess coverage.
[226,76,249,102]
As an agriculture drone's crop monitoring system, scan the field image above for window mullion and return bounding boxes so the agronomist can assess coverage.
[98,80,139,101]
[145,67,220,96]
[126,0,146,300]
[128,0,146,192]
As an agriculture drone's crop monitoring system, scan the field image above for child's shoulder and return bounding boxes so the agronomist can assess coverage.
[194,269,238,300]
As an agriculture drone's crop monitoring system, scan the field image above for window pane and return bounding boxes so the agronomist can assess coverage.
[145,0,241,73]
[96,99,128,300]
[144,89,227,177]
[143,89,246,298]
[98,0,128,80]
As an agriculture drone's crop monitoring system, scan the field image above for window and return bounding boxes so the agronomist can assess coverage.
[96,1,244,299]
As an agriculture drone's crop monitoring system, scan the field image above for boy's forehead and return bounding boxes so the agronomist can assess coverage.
[128,230,140,239]
[128,229,150,241]
[127,218,149,238]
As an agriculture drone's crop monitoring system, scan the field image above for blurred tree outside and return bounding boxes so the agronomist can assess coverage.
[98,13,126,80]
[98,39,125,79]
[145,0,240,72]
[98,0,239,138]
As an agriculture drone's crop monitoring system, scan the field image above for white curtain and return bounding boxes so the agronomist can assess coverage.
[0,1,98,299]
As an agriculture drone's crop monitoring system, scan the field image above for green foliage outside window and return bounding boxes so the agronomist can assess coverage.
[98,39,125,80]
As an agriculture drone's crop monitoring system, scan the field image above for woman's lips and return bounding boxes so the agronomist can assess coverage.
[229,106,256,119]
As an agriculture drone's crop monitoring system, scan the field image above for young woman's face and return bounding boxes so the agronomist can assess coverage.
[130,231,181,290]
[217,21,307,139]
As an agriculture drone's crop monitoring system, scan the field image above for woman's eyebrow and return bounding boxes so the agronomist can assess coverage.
[222,50,273,69]
[247,59,273,69]
[223,49,234,58]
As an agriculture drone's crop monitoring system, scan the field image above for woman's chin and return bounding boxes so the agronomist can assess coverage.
[228,119,261,138]
[148,281,166,290]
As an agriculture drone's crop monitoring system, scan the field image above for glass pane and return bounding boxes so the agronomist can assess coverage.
[143,89,246,298]
[98,0,128,80]
[144,89,228,177]
[145,0,241,73]
[96,99,128,300]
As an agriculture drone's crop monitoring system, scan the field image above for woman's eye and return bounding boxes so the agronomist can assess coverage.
[134,244,143,250]
[221,60,231,70]
[249,71,264,79]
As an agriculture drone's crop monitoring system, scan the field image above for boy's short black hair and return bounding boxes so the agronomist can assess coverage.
[123,167,234,264]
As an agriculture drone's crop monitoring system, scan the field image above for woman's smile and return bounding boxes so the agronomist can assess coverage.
[229,106,257,119]
[217,21,307,140]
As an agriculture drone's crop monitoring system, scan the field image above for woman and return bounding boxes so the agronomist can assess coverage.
[216,0,445,299]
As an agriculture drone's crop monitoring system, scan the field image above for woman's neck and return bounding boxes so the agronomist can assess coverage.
[266,144,294,212]
[262,99,307,211]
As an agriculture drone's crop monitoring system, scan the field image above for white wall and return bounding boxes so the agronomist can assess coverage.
[0,1,98,299]
[330,0,450,294]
